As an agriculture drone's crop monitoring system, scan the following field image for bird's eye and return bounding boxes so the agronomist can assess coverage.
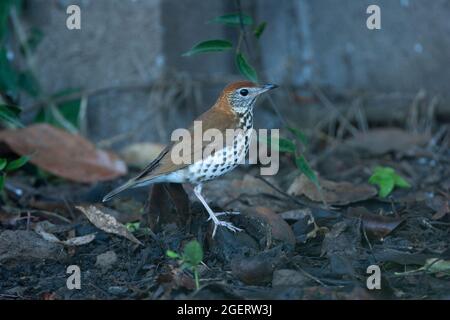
[239,89,249,96]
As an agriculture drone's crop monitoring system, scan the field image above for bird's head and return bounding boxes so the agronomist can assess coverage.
[221,81,278,114]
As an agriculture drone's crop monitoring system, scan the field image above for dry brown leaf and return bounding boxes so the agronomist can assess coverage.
[245,206,296,246]
[76,205,143,246]
[427,195,450,220]
[34,221,96,246]
[0,124,127,183]
[288,174,377,205]
[346,207,404,239]
[345,128,429,155]
[120,142,165,169]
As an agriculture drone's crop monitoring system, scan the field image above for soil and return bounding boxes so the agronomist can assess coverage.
[0,125,449,300]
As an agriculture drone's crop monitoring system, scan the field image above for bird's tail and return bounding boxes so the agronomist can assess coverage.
[102,178,140,202]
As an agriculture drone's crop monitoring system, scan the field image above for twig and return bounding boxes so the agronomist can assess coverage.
[313,86,359,137]
[27,83,155,112]
[255,175,332,210]
[236,0,252,58]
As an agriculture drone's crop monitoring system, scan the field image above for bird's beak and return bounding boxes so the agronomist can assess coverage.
[258,83,279,94]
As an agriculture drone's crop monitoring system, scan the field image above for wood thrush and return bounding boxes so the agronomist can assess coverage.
[103,81,278,236]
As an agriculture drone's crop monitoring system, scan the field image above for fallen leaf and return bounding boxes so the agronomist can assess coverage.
[0,124,127,183]
[290,209,325,243]
[272,269,311,287]
[62,233,96,246]
[321,220,362,276]
[34,221,96,246]
[245,207,296,246]
[424,258,450,275]
[395,258,450,276]
[372,247,430,265]
[347,206,404,239]
[279,208,313,221]
[345,128,429,155]
[231,248,287,285]
[76,205,143,245]
[288,174,377,205]
[427,195,450,220]
[120,142,165,169]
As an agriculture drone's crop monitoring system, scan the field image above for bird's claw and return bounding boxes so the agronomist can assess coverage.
[211,219,243,238]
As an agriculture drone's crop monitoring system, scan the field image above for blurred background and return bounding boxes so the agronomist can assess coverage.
[3,0,449,149]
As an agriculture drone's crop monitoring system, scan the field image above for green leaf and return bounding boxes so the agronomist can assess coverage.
[35,88,82,131]
[0,173,4,191]
[378,177,395,198]
[125,221,140,233]
[394,175,411,188]
[287,127,308,146]
[166,250,180,259]
[0,159,7,171]
[266,136,296,154]
[20,27,44,55]
[295,154,319,187]
[369,166,410,198]
[209,13,253,26]
[0,0,13,44]
[182,40,232,56]
[0,48,18,96]
[18,71,41,97]
[0,104,23,128]
[5,155,29,172]
[253,22,267,39]
[235,53,258,83]
[182,240,203,267]
[278,138,296,153]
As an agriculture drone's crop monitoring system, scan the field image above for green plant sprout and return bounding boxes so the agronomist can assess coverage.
[183,12,265,82]
[369,166,411,198]
[166,240,204,290]
[125,221,141,233]
[0,155,29,191]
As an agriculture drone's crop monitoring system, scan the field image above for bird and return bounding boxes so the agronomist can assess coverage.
[103,81,278,236]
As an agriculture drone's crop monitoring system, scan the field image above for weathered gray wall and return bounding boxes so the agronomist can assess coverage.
[258,0,450,94]
[21,0,450,145]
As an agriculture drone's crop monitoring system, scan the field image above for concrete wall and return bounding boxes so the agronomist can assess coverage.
[258,0,450,94]
[19,0,450,145]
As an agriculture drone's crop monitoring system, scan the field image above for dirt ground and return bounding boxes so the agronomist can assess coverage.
[0,119,449,300]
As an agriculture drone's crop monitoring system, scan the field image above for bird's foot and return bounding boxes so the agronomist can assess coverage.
[210,216,242,238]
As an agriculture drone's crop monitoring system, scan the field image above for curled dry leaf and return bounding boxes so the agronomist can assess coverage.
[76,205,143,246]
[245,206,296,246]
[344,128,429,156]
[0,124,127,183]
[34,221,96,246]
[346,207,404,239]
[288,174,377,206]
[426,195,450,220]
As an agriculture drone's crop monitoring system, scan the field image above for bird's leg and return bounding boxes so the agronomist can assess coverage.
[207,211,240,220]
[193,184,242,237]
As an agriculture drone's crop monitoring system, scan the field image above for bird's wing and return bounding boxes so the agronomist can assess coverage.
[133,104,239,183]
